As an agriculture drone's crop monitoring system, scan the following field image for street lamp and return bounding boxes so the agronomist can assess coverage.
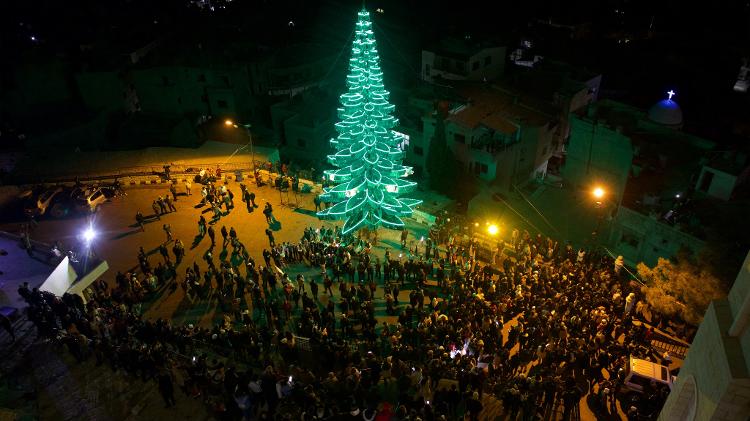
[83,227,96,244]
[81,224,97,273]
[487,224,499,236]
[590,186,609,247]
[224,119,256,174]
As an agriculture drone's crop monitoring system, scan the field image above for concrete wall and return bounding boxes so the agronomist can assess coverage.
[562,116,633,204]
[280,114,333,164]
[611,206,705,267]
[422,47,506,83]
[131,66,253,120]
[697,166,737,201]
[660,251,750,421]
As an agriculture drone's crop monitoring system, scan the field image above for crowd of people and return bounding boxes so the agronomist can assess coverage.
[16,175,676,421]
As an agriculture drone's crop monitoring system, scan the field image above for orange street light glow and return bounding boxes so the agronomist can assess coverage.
[593,187,605,199]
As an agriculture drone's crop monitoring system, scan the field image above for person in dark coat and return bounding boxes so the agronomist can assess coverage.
[157,367,177,408]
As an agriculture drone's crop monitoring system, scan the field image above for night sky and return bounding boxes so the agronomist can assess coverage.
[1,0,749,142]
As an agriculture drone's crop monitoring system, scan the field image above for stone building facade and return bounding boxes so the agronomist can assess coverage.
[659,251,750,421]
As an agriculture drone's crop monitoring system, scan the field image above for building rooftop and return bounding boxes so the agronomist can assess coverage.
[447,82,558,130]
[425,37,502,60]
[584,100,736,239]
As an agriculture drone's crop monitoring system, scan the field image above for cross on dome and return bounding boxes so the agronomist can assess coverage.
[667,90,676,100]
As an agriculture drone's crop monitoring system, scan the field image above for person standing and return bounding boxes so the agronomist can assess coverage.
[249,191,258,208]
[208,226,216,247]
[185,179,192,196]
[400,228,408,249]
[163,224,173,243]
[197,216,206,236]
[165,196,176,212]
[173,239,184,263]
[265,228,275,248]
[313,195,322,212]
[157,196,168,214]
[151,200,161,219]
[157,367,177,408]
[0,314,16,342]
[220,225,229,248]
[243,189,253,213]
[169,183,178,201]
[136,211,145,231]
[159,244,170,263]
[309,278,319,301]
[323,275,333,297]
[200,186,208,205]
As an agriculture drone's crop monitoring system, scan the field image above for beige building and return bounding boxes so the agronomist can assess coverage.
[659,251,750,421]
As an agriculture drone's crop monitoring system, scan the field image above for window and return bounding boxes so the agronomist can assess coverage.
[424,64,430,76]
[484,56,492,66]
[699,170,714,192]
[454,133,466,144]
[297,138,306,148]
[414,146,424,156]
[629,374,651,389]
[472,61,480,71]
[217,100,228,109]
[621,232,640,248]
[198,74,206,82]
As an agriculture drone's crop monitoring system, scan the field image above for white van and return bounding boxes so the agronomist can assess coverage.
[620,357,675,395]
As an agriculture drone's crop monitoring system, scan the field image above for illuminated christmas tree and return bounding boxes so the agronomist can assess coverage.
[317,9,421,235]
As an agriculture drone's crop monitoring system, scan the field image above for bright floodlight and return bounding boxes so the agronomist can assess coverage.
[83,227,96,243]
[593,187,605,199]
[488,224,499,235]
[224,119,234,126]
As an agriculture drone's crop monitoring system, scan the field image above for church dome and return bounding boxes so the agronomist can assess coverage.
[648,92,683,127]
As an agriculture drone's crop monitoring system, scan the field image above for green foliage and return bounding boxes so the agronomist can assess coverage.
[638,254,727,325]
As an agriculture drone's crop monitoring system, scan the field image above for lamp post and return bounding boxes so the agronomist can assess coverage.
[224,120,256,174]
[81,223,97,274]
[591,186,607,246]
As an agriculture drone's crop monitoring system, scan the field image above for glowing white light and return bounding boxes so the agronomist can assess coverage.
[30,35,36,41]
[488,224,499,235]
[385,185,398,193]
[83,227,96,243]
[345,188,358,198]
[667,90,676,100]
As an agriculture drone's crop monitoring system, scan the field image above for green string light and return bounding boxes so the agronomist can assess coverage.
[317,8,421,235]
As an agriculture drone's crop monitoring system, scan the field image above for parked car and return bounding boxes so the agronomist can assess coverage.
[23,186,65,217]
[74,187,107,213]
[619,357,675,397]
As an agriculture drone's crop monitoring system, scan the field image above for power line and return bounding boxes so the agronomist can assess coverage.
[513,184,561,236]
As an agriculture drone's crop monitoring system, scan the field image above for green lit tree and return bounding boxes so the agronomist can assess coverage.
[317,9,421,235]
